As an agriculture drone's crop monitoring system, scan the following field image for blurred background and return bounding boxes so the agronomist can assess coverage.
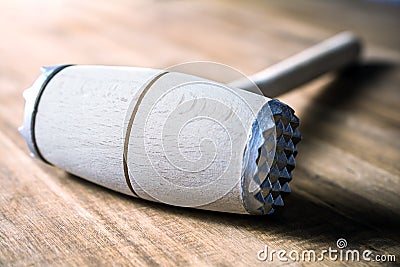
[1,0,399,79]
[0,0,399,266]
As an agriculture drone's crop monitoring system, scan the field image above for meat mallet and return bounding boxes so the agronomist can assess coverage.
[20,32,361,215]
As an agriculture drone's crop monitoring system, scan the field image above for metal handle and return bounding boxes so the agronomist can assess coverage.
[230,31,362,97]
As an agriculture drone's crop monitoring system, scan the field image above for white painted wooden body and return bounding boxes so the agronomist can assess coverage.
[34,66,274,214]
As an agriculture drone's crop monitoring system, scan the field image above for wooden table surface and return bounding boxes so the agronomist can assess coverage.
[0,0,399,266]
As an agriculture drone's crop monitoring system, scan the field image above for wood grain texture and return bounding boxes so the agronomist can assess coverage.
[35,66,274,214]
[0,0,399,266]
[35,65,163,196]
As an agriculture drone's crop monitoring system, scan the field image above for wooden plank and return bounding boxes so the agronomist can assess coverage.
[0,0,399,266]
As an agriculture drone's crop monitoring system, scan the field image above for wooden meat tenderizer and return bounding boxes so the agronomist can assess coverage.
[20,32,361,215]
